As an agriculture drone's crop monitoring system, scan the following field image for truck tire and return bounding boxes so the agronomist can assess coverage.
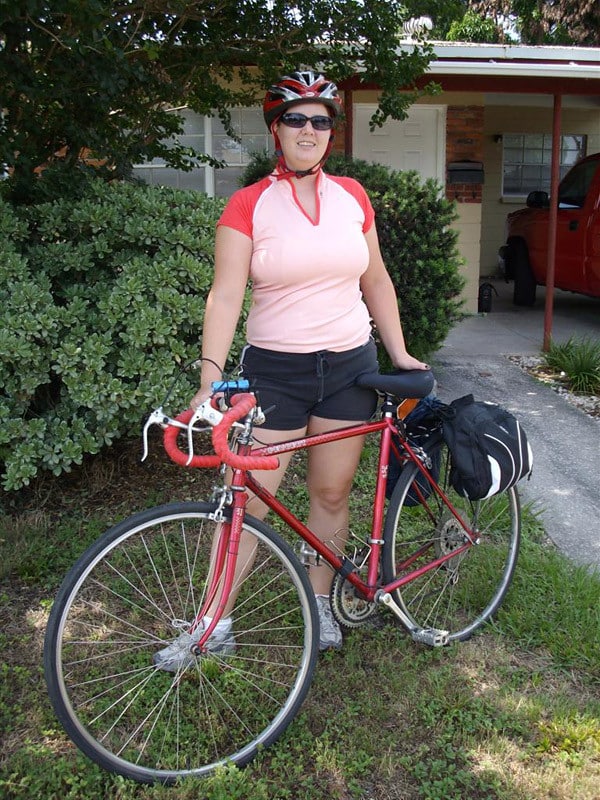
[511,240,537,306]
[498,245,513,281]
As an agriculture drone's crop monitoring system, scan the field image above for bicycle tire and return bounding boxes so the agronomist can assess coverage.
[44,502,318,784]
[381,438,521,642]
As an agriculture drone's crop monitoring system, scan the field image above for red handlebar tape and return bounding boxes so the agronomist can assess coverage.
[163,395,279,470]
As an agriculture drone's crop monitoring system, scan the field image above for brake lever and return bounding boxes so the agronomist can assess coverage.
[141,407,192,462]
[185,400,224,466]
[142,408,168,461]
[143,380,252,465]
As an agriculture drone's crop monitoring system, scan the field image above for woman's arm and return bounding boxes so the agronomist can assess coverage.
[190,225,253,408]
[360,225,429,370]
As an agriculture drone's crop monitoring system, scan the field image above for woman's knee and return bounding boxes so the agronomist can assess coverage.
[307,479,352,513]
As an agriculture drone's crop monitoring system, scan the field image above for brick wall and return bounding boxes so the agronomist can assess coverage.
[445,105,484,203]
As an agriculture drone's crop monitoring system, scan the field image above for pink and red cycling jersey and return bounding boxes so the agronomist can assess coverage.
[218,171,376,353]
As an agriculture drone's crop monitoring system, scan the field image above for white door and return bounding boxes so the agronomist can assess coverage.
[353,104,445,182]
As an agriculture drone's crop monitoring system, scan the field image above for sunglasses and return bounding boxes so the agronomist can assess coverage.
[279,112,334,131]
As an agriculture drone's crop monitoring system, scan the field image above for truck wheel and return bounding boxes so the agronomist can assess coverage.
[512,241,537,306]
[498,245,513,281]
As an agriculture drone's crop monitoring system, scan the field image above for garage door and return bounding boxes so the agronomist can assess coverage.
[352,104,445,182]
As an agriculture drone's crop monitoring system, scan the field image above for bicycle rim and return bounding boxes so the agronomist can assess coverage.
[382,441,520,642]
[44,502,318,784]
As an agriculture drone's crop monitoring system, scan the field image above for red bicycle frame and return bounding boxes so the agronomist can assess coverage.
[193,408,476,650]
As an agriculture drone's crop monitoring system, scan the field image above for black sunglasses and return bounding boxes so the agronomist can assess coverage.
[279,112,334,131]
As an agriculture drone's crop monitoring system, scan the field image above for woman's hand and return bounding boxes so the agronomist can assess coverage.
[393,352,430,371]
[189,386,214,411]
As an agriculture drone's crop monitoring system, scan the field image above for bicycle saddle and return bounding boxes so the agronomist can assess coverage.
[356,369,435,399]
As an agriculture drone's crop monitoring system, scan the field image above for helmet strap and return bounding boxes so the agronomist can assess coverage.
[274,152,323,180]
[271,129,335,180]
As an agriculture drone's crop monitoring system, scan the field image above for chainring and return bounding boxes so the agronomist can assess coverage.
[330,548,380,628]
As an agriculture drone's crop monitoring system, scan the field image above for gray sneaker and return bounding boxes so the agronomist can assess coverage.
[316,595,342,651]
[153,625,236,672]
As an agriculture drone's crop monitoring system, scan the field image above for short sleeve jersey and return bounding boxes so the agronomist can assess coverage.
[217,171,375,353]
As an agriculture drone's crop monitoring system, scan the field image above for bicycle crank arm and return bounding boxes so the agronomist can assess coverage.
[377,591,449,647]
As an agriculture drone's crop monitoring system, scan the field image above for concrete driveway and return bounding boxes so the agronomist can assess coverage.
[432,280,600,570]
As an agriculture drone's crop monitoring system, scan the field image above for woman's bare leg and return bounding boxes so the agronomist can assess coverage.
[205,426,305,617]
[304,416,366,596]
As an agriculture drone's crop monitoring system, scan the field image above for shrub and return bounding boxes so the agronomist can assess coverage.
[240,152,465,363]
[543,337,600,395]
[2,157,464,491]
[0,181,229,491]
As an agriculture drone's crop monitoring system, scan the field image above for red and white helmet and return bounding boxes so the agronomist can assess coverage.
[263,70,342,128]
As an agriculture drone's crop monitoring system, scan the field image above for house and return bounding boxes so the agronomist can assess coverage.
[134,42,600,312]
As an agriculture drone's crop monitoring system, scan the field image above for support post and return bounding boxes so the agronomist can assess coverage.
[543,94,562,352]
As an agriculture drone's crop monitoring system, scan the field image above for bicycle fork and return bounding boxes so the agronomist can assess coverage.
[188,485,247,654]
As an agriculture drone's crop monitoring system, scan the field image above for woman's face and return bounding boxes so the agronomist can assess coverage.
[275,102,333,172]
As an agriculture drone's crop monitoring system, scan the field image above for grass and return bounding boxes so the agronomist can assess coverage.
[543,336,600,395]
[0,433,599,800]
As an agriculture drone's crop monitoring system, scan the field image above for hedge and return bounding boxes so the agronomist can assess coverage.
[1,182,228,491]
[2,156,464,491]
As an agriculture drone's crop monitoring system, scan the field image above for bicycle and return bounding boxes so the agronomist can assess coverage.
[44,369,521,785]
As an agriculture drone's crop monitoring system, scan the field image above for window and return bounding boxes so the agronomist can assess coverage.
[557,156,597,209]
[133,109,209,193]
[212,107,273,197]
[502,134,586,197]
[133,107,273,197]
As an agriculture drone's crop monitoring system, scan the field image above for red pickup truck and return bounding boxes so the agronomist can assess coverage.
[498,152,600,305]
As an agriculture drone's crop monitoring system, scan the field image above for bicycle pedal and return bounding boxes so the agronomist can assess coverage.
[410,627,449,647]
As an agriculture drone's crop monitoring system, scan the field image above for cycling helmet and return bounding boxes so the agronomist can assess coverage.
[263,70,342,128]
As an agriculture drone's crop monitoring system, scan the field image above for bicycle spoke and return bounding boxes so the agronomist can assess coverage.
[44,503,318,784]
[383,441,521,641]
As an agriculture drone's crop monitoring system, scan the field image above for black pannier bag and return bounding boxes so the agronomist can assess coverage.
[442,394,533,500]
[387,394,450,504]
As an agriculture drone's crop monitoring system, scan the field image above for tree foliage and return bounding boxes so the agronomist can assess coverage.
[469,0,600,45]
[0,0,434,204]
[447,10,501,42]
[402,0,468,40]
[405,0,600,44]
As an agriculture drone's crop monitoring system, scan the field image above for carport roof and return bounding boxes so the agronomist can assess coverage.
[420,42,600,95]
[344,41,600,96]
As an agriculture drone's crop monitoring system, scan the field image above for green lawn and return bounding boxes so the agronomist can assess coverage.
[1,436,598,800]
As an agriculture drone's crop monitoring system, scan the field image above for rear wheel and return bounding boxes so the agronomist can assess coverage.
[381,440,520,642]
[44,502,318,784]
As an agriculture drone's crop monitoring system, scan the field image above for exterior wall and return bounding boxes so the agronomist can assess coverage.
[350,91,486,312]
[445,105,484,204]
[455,202,483,312]
[136,84,599,316]
[480,102,600,276]
[445,105,485,311]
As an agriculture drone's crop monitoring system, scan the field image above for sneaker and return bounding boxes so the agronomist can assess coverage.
[315,595,342,651]
[153,624,236,672]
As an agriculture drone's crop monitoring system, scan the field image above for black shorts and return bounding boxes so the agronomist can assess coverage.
[239,339,379,430]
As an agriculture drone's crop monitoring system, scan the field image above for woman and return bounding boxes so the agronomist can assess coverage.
[155,70,429,667]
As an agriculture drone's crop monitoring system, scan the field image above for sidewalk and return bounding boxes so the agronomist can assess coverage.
[431,279,600,570]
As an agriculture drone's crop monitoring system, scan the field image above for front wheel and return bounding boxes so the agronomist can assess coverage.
[382,440,520,642]
[44,502,318,784]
